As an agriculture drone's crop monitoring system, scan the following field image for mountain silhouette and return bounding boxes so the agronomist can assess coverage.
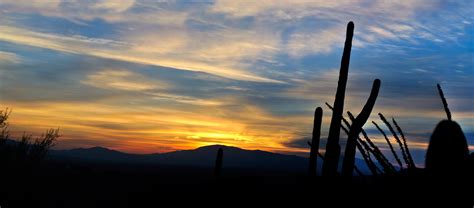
[50,146,141,162]
[48,144,373,174]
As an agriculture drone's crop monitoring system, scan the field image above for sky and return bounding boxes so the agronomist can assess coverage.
[0,0,472,164]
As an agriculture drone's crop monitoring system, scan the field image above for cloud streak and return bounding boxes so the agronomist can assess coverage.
[0,25,282,83]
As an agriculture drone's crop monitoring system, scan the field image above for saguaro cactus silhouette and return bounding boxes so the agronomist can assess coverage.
[214,148,223,177]
[308,107,323,176]
[322,21,354,176]
[342,79,381,176]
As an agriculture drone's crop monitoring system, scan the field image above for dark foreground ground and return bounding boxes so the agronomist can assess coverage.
[1,159,472,208]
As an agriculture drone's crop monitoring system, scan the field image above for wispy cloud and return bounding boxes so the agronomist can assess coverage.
[81,69,168,91]
[0,25,282,83]
[0,51,20,63]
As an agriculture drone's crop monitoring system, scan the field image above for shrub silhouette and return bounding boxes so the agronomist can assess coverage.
[378,113,411,169]
[425,120,469,175]
[0,108,59,170]
[426,84,468,176]
[392,117,416,169]
[0,108,11,144]
[372,120,403,170]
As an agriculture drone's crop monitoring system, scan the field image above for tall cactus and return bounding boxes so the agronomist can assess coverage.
[322,21,354,176]
[342,79,381,176]
[308,107,323,177]
[214,148,223,178]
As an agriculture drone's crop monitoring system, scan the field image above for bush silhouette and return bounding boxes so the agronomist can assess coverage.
[0,108,59,170]
[425,120,469,175]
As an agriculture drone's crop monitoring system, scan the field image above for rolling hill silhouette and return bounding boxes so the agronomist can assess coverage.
[48,144,372,173]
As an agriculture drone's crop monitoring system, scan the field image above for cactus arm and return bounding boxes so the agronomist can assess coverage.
[347,111,395,173]
[342,79,381,176]
[325,103,379,175]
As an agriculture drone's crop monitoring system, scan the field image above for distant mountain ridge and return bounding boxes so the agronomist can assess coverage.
[49,145,310,171]
[48,145,372,174]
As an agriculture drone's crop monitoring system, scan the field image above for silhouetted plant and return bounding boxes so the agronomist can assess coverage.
[347,111,395,173]
[0,109,10,124]
[426,84,469,175]
[214,147,223,177]
[0,108,10,125]
[0,108,11,146]
[322,21,354,176]
[379,113,411,169]
[392,117,416,168]
[16,133,32,162]
[0,109,11,164]
[342,79,381,176]
[29,128,60,162]
[308,107,323,177]
[372,121,403,170]
[314,145,364,176]
[325,103,379,175]
[355,138,379,175]
[0,108,59,168]
[12,129,59,166]
[437,84,451,121]
[426,120,469,175]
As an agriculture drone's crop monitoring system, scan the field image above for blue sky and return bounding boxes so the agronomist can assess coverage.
[0,0,472,163]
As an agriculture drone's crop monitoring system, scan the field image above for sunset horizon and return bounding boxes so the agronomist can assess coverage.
[1,0,473,161]
[1,1,473,207]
